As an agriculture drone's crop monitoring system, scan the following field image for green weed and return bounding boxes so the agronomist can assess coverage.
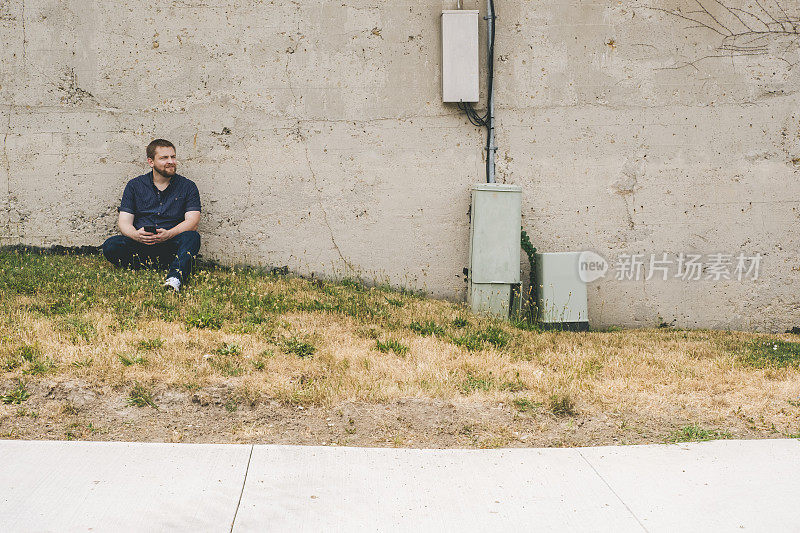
[127,383,157,408]
[451,317,468,329]
[375,338,409,356]
[512,397,541,412]
[119,353,147,366]
[1,356,22,372]
[741,340,800,369]
[252,349,274,371]
[281,337,316,358]
[23,357,56,375]
[452,326,509,351]
[409,320,445,337]
[548,393,577,417]
[57,316,96,342]
[137,338,163,351]
[215,343,241,356]
[460,372,495,394]
[209,357,243,377]
[384,296,405,307]
[667,424,732,443]
[185,309,223,330]
[1,381,30,404]
[14,345,39,362]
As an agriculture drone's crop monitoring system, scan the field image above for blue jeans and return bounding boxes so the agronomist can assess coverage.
[101,231,201,283]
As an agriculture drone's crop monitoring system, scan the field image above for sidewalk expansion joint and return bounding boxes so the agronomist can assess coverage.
[578,450,649,532]
[230,445,254,533]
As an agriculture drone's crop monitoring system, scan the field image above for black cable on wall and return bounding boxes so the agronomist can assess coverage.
[457,0,495,183]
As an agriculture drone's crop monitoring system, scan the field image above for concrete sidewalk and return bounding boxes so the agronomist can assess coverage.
[1,439,799,532]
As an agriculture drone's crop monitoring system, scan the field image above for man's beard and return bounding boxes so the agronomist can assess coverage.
[157,164,177,177]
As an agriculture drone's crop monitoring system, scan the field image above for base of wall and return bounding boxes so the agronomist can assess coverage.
[539,321,590,332]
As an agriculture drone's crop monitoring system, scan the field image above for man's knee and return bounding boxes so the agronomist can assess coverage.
[177,230,201,252]
[102,235,130,262]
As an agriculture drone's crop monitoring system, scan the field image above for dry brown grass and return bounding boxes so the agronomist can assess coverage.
[1,249,799,446]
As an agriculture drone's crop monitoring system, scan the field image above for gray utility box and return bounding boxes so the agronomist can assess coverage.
[535,252,589,331]
[468,184,522,317]
[441,10,479,103]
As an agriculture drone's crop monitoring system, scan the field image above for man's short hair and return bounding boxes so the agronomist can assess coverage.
[146,139,176,160]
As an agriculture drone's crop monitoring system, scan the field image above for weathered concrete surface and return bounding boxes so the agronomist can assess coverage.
[2,439,800,531]
[0,440,251,531]
[234,445,643,531]
[580,439,800,531]
[1,1,799,330]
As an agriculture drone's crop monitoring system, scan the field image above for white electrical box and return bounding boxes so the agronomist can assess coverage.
[535,252,589,331]
[468,184,522,317]
[442,10,479,103]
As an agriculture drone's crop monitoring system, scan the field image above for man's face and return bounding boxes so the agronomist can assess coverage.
[149,146,177,177]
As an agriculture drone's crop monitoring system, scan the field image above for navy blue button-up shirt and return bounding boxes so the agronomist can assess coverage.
[119,171,201,230]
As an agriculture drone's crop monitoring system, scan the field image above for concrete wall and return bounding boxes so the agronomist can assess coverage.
[1,0,798,331]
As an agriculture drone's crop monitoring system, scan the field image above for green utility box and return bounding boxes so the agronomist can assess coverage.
[468,184,522,317]
[535,252,589,331]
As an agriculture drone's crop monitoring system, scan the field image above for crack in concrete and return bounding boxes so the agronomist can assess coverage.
[284,52,356,274]
[242,145,254,222]
[20,0,27,62]
[298,124,357,274]
[2,110,11,236]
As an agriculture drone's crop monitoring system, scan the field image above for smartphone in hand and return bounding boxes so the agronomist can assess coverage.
[144,225,157,234]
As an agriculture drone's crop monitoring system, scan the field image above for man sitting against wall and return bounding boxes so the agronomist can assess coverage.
[101,139,201,293]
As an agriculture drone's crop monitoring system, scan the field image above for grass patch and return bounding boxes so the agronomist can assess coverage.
[460,372,495,394]
[2,344,40,371]
[452,325,510,351]
[375,338,409,356]
[384,296,405,307]
[409,320,446,337]
[215,343,241,357]
[14,344,39,362]
[451,317,468,328]
[512,397,541,412]
[23,357,56,376]
[137,338,163,351]
[667,424,732,443]
[281,337,316,358]
[57,316,96,342]
[119,353,147,367]
[548,393,577,417]
[1,381,31,404]
[741,339,800,369]
[208,357,243,377]
[3,249,800,447]
[185,308,223,330]
[127,383,157,408]
[1,356,22,372]
[252,349,274,371]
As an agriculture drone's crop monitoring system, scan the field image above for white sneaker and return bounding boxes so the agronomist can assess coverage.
[163,277,181,292]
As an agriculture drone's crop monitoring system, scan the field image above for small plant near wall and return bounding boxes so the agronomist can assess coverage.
[519,229,538,326]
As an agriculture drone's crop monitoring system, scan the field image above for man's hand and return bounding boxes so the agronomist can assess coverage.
[134,227,158,245]
[152,228,174,244]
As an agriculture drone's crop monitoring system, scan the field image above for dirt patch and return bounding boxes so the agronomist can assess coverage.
[0,379,787,448]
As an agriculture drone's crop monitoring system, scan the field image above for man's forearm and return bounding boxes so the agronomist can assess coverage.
[118,221,139,240]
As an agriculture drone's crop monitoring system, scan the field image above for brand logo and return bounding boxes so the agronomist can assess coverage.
[578,251,609,283]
